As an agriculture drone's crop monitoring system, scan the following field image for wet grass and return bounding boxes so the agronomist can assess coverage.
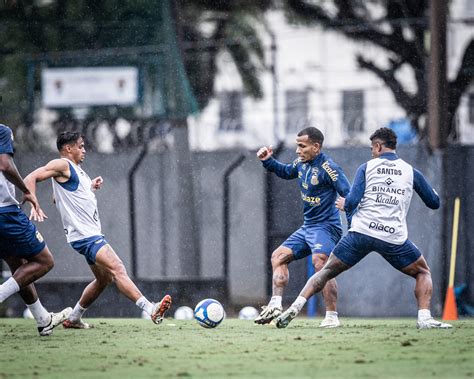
[0,318,472,378]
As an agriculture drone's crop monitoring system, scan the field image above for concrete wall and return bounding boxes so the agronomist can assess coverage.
[5,145,472,317]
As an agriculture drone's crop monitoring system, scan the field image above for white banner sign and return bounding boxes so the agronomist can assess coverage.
[42,67,139,107]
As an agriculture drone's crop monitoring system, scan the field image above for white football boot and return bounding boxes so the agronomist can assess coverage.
[417,318,453,329]
[254,305,283,325]
[275,306,299,329]
[319,315,341,328]
[38,307,72,336]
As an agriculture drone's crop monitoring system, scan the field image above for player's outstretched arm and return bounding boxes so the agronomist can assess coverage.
[413,168,440,209]
[24,159,70,221]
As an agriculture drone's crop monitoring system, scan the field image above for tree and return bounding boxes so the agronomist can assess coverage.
[283,0,474,142]
[0,0,271,130]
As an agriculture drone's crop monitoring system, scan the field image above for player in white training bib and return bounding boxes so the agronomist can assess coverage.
[25,132,171,329]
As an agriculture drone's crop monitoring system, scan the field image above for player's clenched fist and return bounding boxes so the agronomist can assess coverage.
[257,146,273,161]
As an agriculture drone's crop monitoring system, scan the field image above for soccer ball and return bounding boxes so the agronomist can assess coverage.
[23,308,34,319]
[194,299,225,328]
[174,306,194,320]
[238,306,259,320]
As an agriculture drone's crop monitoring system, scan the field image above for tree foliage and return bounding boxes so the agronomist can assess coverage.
[284,0,474,140]
[0,0,271,125]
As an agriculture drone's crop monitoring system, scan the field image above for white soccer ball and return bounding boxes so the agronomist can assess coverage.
[23,308,34,319]
[174,306,194,320]
[194,299,225,328]
[238,306,259,320]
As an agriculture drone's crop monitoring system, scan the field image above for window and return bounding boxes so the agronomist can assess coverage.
[342,90,364,134]
[219,91,243,131]
[285,90,309,133]
[469,93,474,124]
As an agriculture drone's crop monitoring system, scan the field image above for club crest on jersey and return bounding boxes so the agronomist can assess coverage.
[311,175,319,185]
[35,231,44,243]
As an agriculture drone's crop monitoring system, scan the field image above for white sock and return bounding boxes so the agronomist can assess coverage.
[136,296,153,315]
[0,277,20,303]
[69,302,87,322]
[326,311,338,318]
[27,299,51,327]
[418,309,431,320]
[293,296,307,312]
[269,296,282,308]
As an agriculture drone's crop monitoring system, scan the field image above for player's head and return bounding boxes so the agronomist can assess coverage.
[370,127,397,158]
[296,127,324,162]
[57,131,85,163]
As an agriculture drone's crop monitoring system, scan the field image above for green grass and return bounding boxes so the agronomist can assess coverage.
[0,318,473,378]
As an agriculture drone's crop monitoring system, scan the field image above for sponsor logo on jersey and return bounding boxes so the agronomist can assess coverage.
[301,193,321,206]
[385,177,394,185]
[322,161,338,182]
[375,194,399,205]
[381,161,396,167]
[95,239,104,244]
[314,243,323,250]
[302,182,308,189]
[372,186,405,195]
[376,167,402,175]
[369,221,395,234]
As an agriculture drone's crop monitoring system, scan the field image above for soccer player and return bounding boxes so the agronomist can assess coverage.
[276,127,452,329]
[255,127,352,328]
[24,131,172,328]
[0,123,71,336]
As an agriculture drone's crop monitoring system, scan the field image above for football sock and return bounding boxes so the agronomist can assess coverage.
[27,299,51,327]
[325,311,338,318]
[418,309,431,320]
[69,302,87,322]
[136,296,153,315]
[0,277,20,303]
[293,296,307,312]
[269,296,282,308]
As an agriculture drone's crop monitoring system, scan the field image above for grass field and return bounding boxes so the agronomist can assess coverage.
[0,317,472,378]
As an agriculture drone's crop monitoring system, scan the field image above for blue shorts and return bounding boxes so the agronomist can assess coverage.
[70,235,108,265]
[283,224,342,260]
[0,206,46,258]
[333,231,421,270]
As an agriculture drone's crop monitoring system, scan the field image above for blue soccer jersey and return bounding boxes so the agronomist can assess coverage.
[262,152,351,228]
[0,124,19,210]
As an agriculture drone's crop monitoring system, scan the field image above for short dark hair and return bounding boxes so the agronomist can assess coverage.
[370,127,397,149]
[56,131,83,151]
[297,127,324,146]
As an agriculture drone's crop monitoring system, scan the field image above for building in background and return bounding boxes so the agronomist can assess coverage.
[189,1,474,150]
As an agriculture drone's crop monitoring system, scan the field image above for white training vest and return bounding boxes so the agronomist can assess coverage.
[0,173,19,208]
[52,158,101,242]
[350,157,414,244]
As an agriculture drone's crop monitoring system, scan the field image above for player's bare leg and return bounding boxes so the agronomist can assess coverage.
[64,244,171,327]
[255,246,294,324]
[276,253,348,328]
[401,256,452,329]
[313,253,340,328]
[64,263,112,329]
[4,256,71,336]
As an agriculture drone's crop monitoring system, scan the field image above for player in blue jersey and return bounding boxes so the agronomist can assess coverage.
[25,131,171,328]
[276,127,452,329]
[0,124,71,336]
[255,127,351,328]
